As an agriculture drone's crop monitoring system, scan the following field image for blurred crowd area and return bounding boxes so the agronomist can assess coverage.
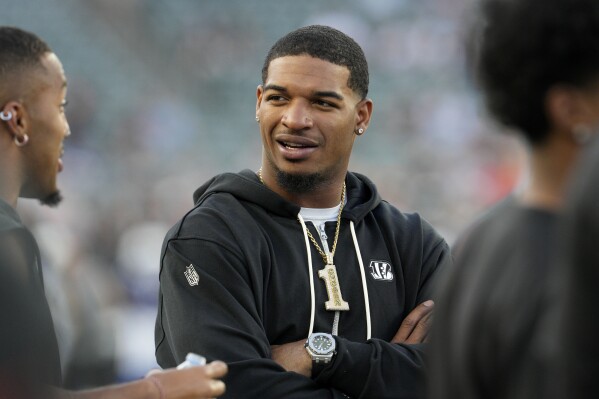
[5,0,526,388]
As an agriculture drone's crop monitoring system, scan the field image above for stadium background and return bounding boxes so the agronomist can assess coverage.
[4,0,525,388]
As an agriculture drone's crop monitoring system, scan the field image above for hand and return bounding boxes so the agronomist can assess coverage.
[391,300,434,344]
[271,339,312,377]
[146,361,228,398]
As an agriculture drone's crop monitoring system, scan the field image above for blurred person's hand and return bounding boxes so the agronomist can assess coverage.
[145,361,228,398]
[52,361,227,399]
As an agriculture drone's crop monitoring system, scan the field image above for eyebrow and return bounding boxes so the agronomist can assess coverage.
[263,84,344,101]
[313,90,344,101]
[262,84,287,93]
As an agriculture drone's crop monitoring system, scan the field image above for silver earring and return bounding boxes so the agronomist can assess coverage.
[255,115,260,122]
[14,134,29,147]
[0,110,12,121]
[356,127,364,135]
[572,124,593,145]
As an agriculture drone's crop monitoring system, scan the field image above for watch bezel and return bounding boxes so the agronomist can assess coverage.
[305,332,336,363]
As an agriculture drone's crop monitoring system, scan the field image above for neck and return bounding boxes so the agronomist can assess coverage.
[0,178,20,209]
[0,149,22,209]
[284,184,345,208]
[519,134,580,211]
[0,189,18,209]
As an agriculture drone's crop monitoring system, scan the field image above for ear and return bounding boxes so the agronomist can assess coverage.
[256,85,264,116]
[354,98,373,134]
[546,85,594,134]
[0,101,28,137]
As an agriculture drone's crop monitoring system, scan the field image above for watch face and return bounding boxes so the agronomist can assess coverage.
[311,334,333,354]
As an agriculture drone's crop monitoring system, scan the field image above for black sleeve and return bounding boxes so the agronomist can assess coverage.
[155,237,350,399]
[313,236,452,399]
[317,338,427,399]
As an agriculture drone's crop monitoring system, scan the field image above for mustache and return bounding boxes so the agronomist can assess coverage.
[277,128,311,136]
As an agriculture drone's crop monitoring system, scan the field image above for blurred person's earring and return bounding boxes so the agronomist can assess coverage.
[0,110,12,121]
[355,127,364,135]
[255,115,260,122]
[14,134,29,147]
[572,124,593,145]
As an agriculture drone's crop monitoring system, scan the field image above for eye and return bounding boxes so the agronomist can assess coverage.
[266,94,287,105]
[313,99,336,109]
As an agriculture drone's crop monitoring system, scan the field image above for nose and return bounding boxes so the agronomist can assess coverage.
[282,100,313,130]
[63,117,71,138]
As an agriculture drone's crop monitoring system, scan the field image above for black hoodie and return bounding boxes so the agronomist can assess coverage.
[155,170,450,399]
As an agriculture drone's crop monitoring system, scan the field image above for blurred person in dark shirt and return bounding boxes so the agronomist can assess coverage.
[0,254,51,399]
[555,136,599,398]
[0,26,227,399]
[428,0,599,398]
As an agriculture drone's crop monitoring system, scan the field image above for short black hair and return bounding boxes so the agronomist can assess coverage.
[469,0,599,145]
[0,27,51,84]
[262,25,369,99]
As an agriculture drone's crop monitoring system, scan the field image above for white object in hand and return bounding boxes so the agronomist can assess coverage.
[176,352,207,369]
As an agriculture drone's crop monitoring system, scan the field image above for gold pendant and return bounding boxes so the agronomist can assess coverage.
[318,263,349,311]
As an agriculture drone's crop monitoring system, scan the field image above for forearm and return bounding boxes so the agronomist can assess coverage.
[54,379,156,399]
[221,359,348,399]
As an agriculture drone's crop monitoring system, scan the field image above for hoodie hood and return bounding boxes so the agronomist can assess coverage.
[192,169,382,222]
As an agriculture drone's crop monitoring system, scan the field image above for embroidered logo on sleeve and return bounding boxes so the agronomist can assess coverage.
[369,260,394,281]
[184,264,200,286]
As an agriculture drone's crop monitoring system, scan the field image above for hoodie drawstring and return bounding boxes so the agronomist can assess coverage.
[350,220,372,340]
[297,214,316,337]
[298,215,372,340]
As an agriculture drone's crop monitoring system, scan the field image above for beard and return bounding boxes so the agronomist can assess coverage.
[265,152,336,194]
[275,170,325,194]
[39,190,63,207]
[275,168,331,194]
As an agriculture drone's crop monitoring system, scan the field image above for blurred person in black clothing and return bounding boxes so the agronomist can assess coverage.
[428,0,599,398]
[556,136,599,398]
[0,26,227,399]
[0,254,51,399]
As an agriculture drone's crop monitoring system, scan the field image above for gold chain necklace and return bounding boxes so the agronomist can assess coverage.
[257,168,346,264]
[258,168,350,312]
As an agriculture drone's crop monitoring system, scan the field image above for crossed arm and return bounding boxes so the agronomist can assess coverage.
[271,300,434,377]
[158,239,439,398]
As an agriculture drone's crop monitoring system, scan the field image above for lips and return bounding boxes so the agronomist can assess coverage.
[281,141,311,148]
[276,134,318,161]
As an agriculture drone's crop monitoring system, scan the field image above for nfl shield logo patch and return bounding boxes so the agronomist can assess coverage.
[369,260,394,281]
[184,264,200,286]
